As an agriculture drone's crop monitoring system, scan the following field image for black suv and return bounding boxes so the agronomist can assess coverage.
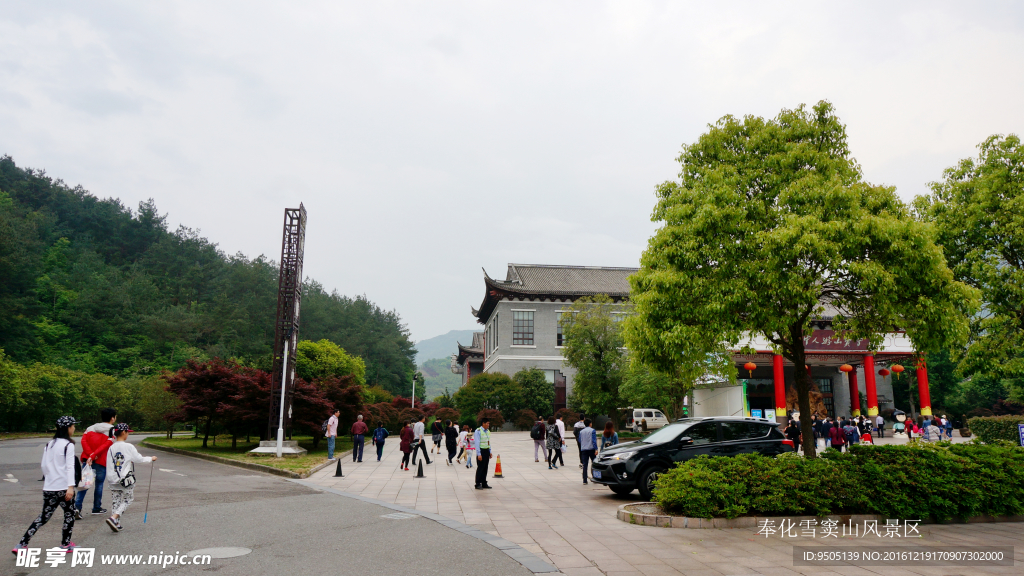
[590,417,793,500]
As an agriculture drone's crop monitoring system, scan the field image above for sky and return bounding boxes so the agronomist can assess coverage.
[2,1,1023,344]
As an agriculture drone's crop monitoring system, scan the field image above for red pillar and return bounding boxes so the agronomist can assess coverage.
[863,354,879,417]
[773,355,786,423]
[916,358,932,417]
[849,369,861,417]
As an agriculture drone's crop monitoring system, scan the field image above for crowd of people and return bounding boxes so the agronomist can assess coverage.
[782,412,957,452]
[13,410,158,555]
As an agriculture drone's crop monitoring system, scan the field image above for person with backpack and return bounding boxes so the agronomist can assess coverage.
[76,407,117,519]
[14,416,80,555]
[531,416,546,462]
[371,421,389,462]
[430,418,445,455]
[351,414,369,462]
[843,420,859,446]
[456,424,469,464]
[549,415,566,467]
[444,420,459,465]
[325,409,339,460]
[105,424,156,533]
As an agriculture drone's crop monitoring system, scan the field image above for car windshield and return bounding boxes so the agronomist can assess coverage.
[639,422,691,444]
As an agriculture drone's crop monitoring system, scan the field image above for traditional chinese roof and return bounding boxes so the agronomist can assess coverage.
[456,332,485,365]
[473,264,638,323]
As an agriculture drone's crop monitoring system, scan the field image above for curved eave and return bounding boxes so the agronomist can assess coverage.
[456,342,484,364]
[475,274,631,324]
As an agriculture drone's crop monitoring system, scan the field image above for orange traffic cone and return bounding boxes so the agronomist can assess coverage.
[493,455,503,478]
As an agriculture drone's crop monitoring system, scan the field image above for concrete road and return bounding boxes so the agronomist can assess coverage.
[1,435,535,575]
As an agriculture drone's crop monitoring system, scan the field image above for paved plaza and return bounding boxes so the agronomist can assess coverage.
[309,431,1020,576]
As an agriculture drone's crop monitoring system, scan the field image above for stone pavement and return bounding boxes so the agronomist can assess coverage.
[309,431,1020,576]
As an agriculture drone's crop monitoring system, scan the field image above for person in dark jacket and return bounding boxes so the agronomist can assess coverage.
[398,421,413,471]
[784,420,801,453]
[371,421,389,462]
[444,420,459,465]
[829,423,847,452]
[821,418,833,448]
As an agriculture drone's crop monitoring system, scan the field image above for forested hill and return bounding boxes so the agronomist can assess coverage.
[0,155,415,395]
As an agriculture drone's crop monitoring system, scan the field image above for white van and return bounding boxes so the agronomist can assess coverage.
[626,408,669,432]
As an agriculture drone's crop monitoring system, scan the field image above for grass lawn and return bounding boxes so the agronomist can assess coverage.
[142,435,352,475]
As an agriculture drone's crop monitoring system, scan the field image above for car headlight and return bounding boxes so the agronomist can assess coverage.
[610,451,637,461]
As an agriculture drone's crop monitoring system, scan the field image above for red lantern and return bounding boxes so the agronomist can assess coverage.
[879,368,890,377]
[839,364,853,373]
[743,362,757,378]
[891,364,904,379]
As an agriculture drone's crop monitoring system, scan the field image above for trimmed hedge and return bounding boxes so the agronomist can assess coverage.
[652,443,1024,521]
[967,415,1024,444]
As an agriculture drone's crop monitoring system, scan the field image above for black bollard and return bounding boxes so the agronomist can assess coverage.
[334,459,344,477]
[415,460,425,478]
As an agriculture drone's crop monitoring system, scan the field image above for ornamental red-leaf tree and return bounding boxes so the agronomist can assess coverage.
[164,358,247,448]
[624,101,978,457]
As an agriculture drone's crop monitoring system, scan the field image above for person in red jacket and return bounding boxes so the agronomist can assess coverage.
[75,408,117,519]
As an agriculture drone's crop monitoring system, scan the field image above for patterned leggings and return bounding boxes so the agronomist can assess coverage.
[110,488,135,516]
[21,491,75,547]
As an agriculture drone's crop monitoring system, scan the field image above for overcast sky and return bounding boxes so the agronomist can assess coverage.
[2,1,1023,346]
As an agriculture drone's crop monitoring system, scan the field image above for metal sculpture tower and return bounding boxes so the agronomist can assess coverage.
[269,204,307,443]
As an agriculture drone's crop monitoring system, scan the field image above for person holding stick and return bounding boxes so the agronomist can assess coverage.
[105,424,157,533]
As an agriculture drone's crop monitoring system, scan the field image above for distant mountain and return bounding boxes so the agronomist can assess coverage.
[414,329,478,365]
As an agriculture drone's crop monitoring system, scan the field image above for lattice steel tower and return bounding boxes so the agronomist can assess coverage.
[269,204,306,439]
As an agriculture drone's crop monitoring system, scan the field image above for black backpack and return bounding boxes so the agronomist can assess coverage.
[530,423,543,440]
[321,419,330,435]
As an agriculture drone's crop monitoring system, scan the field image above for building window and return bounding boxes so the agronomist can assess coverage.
[513,311,534,345]
[557,312,573,347]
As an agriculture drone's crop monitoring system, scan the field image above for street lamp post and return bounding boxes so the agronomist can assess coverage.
[411,373,421,409]
[275,328,294,458]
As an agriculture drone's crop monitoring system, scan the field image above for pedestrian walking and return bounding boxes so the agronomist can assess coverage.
[573,414,586,469]
[14,416,81,555]
[876,414,885,438]
[579,419,598,484]
[444,420,459,465]
[545,416,561,469]
[371,421,389,462]
[829,422,847,452]
[412,415,432,465]
[399,421,413,471]
[811,414,822,448]
[104,424,156,533]
[926,420,942,442]
[843,420,860,446]
[821,418,833,448]
[456,425,469,464]
[326,409,339,460]
[473,418,493,489]
[599,422,618,454]
[530,416,546,462]
[943,415,953,440]
[431,418,445,454]
[463,426,476,469]
[549,415,566,467]
[75,407,117,519]
[351,414,369,462]
[785,420,801,453]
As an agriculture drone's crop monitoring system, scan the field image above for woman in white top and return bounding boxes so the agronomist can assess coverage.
[15,415,80,554]
[105,423,156,532]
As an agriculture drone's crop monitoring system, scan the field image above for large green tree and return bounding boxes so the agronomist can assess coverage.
[625,101,977,457]
[561,295,627,423]
[295,339,366,387]
[921,134,1024,401]
[512,367,555,418]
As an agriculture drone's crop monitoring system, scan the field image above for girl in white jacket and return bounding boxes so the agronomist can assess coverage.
[105,424,156,532]
[14,416,80,554]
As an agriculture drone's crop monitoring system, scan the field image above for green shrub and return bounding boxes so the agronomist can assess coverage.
[967,415,1024,444]
[652,443,1024,521]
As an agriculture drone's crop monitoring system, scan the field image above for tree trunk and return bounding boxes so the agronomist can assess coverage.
[232,434,237,449]
[202,417,212,448]
[787,324,817,458]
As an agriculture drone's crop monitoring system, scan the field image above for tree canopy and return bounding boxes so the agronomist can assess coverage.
[561,295,627,423]
[295,339,366,387]
[920,134,1024,401]
[625,101,978,456]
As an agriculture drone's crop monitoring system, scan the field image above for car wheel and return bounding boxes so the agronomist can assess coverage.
[638,465,666,501]
[610,485,634,496]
